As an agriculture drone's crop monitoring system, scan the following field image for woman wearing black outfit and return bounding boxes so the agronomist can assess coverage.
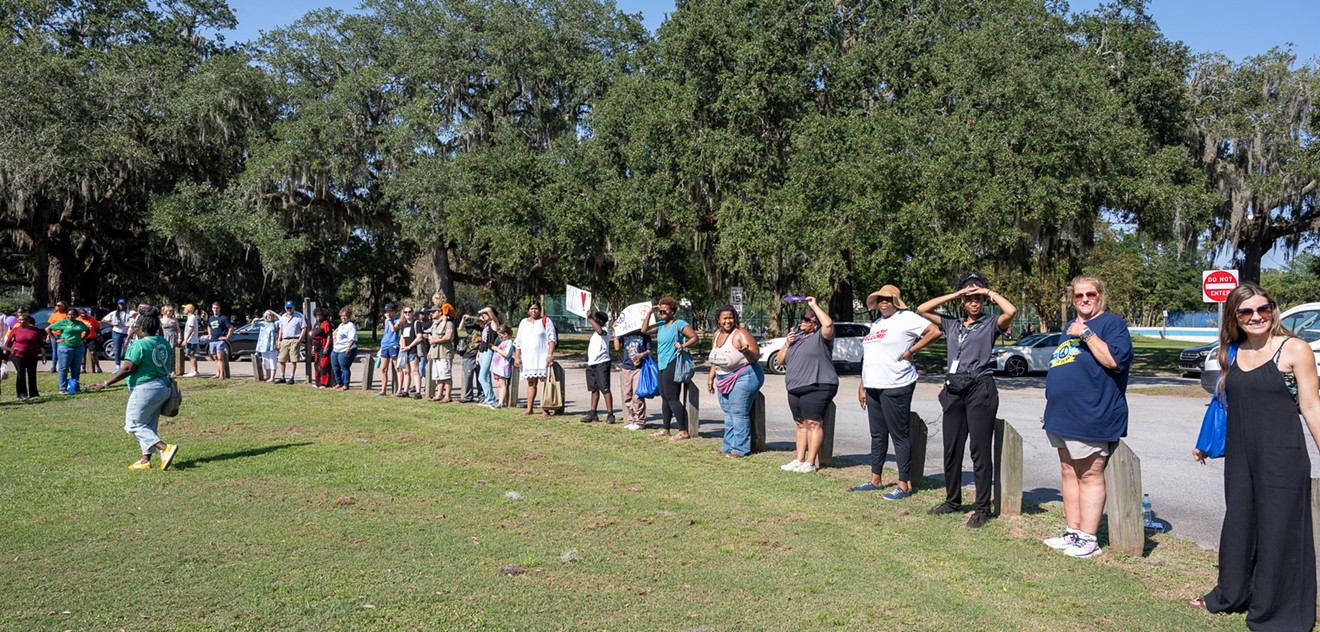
[1192,283,1320,630]
[916,271,1017,529]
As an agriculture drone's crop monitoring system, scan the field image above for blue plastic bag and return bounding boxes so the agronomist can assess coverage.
[635,356,659,399]
[1195,343,1237,459]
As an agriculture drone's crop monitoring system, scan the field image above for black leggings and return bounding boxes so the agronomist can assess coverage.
[938,375,999,512]
[864,383,916,480]
[659,363,687,431]
[11,356,38,398]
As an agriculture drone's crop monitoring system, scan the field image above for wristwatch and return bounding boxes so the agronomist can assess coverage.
[1080,328,1094,342]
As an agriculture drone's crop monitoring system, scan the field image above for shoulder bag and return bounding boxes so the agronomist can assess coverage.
[1194,343,1238,459]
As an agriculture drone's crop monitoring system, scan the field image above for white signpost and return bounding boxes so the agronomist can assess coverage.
[566,285,592,319]
[1202,269,1239,303]
[730,286,744,317]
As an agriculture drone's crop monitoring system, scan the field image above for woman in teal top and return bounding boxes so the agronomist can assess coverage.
[93,306,180,471]
[47,309,90,393]
[643,297,698,440]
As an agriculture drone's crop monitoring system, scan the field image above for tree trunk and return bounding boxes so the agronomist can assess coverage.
[431,244,455,301]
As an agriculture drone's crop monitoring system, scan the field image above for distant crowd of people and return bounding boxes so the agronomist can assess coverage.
[9,272,1320,629]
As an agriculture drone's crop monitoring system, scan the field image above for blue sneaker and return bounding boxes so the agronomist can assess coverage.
[882,488,913,501]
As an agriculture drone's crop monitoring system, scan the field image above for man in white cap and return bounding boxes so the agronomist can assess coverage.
[275,300,307,384]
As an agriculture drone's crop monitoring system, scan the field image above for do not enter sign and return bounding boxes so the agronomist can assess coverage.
[1202,269,1239,303]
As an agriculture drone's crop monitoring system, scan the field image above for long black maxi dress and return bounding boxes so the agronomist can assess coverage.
[1203,342,1315,631]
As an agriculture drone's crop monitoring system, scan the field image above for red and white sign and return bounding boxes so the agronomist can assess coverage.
[1202,269,1239,303]
[566,285,592,318]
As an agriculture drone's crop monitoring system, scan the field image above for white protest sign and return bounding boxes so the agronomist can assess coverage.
[613,301,653,336]
[566,285,593,318]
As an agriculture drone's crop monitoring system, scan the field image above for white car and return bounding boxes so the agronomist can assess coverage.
[759,322,870,375]
[1202,301,1320,393]
[991,332,1063,377]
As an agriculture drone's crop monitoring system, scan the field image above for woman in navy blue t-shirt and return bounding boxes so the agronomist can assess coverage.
[1040,275,1132,559]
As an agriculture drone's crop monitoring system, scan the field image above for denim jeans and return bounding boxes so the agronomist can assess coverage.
[478,349,496,404]
[112,331,128,365]
[331,349,356,387]
[462,355,482,400]
[57,345,84,392]
[717,363,764,456]
[125,377,171,454]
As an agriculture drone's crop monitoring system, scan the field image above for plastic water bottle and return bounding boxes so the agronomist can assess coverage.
[1142,493,1154,529]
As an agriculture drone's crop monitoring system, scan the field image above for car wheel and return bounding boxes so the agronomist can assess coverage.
[102,338,116,361]
[765,355,786,375]
[1005,356,1028,378]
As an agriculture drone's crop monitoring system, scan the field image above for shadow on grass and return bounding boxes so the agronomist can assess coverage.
[171,442,313,470]
[1021,487,1063,515]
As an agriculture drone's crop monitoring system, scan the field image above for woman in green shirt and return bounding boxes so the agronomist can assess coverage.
[47,308,91,393]
[93,306,179,471]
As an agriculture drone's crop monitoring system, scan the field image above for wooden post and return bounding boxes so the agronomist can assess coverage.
[815,402,837,468]
[174,348,185,375]
[750,391,766,453]
[425,358,437,399]
[251,354,264,382]
[908,412,927,489]
[362,354,376,391]
[683,380,700,438]
[503,364,520,408]
[304,343,313,386]
[993,418,1024,517]
[1102,440,1144,557]
[1312,479,1320,623]
[220,353,230,379]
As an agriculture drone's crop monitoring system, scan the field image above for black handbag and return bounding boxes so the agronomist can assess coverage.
[944,371,978,395]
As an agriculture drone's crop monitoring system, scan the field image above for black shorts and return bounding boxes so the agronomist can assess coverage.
[787,384,838,421]
[586,362,611,393]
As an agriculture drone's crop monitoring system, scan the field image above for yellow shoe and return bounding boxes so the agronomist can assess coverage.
[159,444,179,471]
[129,461,151,470]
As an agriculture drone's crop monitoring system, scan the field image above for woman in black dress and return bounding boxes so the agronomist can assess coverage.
[1193,282,1320,630]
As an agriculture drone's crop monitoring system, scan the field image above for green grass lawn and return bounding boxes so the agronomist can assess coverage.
[1,373,1241,630]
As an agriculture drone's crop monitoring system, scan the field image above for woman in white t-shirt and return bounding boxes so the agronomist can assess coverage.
[331,307,358,391]
[854,284,942,500]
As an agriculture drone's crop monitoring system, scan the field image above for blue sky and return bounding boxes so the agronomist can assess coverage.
[221,0,1320,63]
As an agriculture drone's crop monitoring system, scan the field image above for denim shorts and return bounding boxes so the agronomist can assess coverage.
[208,341,227,356]
[379,345,399,360]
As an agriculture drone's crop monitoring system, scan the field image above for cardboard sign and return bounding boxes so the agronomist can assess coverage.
[566,285,592,318]
[613,301,653,336]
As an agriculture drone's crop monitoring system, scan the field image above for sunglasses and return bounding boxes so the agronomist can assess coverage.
[1073,291,1099,301]
[403,310,413,314]
[874,296,895,304]
[1235,304,1275,320]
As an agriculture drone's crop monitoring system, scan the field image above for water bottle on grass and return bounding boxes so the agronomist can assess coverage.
[1142,493,1154,529]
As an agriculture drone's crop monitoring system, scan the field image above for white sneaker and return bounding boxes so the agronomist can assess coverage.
[181,372,198,378]
[623,423,642,431]
[1043,531,1078,550]
[795,462,817,473]
[1063,537,1102,559]
[781,459,803,471]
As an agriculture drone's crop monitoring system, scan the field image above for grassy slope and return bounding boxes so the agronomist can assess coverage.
[0,373,1238,631]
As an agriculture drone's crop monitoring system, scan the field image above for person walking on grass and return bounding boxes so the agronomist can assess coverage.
[917,271,1018,529]
[374,303,400,396]
[643,298,698,439]
[854,285,942,500]
[580,311,616,424]
[93,306,179,471]
[615,325,651,430]
[181,304,201,377]
[513,300,556,417]
[1191,283,1320,629]
[776,296,836,473]
[275,301,306,384]
[1040,275,1132,559]
[707,305,763,458]
[206,302,232,379]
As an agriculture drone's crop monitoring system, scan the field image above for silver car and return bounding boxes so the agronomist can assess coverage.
[991,333,1062,377]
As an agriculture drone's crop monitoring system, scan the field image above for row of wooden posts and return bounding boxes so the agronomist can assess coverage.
[211,350,1148,557]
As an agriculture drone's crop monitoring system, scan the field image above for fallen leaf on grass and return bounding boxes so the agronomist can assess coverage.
[499,564,526,576]
[363,604,374,609]
[334,496,356,506]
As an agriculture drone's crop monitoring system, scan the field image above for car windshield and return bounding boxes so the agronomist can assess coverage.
[1014,334,1049,347]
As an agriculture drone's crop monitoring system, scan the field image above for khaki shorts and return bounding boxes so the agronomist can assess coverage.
[1047,432,1115,460]
[278,338,300,363]
[431,358,453,380]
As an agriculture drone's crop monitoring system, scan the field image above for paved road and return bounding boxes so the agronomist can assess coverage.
[70,355,1320,550]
